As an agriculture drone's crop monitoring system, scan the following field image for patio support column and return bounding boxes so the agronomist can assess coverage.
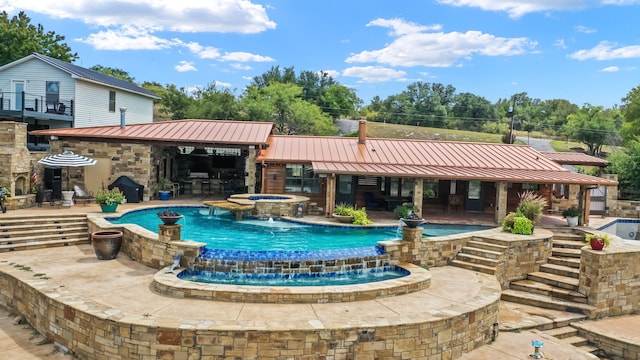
[495,182,508,224]
[325,174,336,217]
[245,147,257,193]
[413,178,423,217]
[579,185,591,226]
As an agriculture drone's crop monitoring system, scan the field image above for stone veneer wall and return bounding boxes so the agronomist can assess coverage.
[88,216,204,270]
[579,243,640,319]
[0,263,499,359]
[381,227,553,289]
[50,140,153,197]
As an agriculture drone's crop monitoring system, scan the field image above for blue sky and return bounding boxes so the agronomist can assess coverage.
[4,0,640,108]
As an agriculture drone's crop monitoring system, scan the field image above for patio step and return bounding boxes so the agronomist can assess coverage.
[527,271,579,291]
[449,260,496,275]
[501,289,595,316]
[509,279,586,303]
[541,326,601,355]
[551,232,585,242]
[547,256,581,269]
[552,247,582,258]
[0,215,89,252]
[450,237,507,275]
[552,239,586,250]
[539,263,580,279]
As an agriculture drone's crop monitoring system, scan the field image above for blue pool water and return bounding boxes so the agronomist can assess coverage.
[108,206,489,251]
[179,267,408,286]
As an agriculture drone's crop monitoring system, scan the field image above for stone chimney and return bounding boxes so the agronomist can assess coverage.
[358,120,367,144]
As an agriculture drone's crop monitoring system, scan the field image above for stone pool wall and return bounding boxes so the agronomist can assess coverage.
[0,260,499,360]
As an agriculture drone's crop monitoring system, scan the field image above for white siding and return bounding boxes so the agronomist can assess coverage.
[74,80,154,128]
[0,58,74,111]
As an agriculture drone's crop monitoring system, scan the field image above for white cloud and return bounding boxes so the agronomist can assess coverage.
[220,52,275,62]
[342,66,408,83]
[347,19,536,68]
[570,41,640,60]
[180,41,222,59]
[574,25,597,34]
[600,66,619,72]
[367,18,442,36]
[554,39,567,49]
[436,0,587,18]
[175,61,197,72]
[78,26,175,50]
[231,63,252,70]
[3,0,276,34]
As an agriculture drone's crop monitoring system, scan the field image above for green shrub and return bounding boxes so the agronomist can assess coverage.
[502,212,517,232]
[511,216,533,235]
[393,202,419,219]
[352,208,373,225]
[516,191,548,223]
[561,206,581,218]
[334,202,355,216]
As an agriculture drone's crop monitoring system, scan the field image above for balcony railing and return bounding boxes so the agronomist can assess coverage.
[0,91,74,116]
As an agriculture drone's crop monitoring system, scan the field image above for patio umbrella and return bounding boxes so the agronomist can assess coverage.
[37,151,97,190]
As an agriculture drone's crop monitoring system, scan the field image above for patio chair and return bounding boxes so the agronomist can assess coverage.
[73,185,95,206]
[365,192,384,210]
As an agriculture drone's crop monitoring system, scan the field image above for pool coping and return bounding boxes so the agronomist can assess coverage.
[152,263,431,304]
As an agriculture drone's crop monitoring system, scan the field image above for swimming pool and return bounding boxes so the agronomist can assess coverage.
[108,206,490,251]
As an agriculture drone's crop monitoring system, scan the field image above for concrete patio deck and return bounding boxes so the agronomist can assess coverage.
[0,197,636,359]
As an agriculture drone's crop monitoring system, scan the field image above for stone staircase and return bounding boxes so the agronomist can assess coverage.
[450,236,508,275]
[0,214,90,252]
[501,230,596,316]
[540,326,601,356]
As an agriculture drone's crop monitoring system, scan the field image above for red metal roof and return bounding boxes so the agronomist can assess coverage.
[541,152,610,166]
[31,119,274,146]
[259,136,617,186]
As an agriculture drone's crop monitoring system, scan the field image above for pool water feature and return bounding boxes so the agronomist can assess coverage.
[108,206,490,251]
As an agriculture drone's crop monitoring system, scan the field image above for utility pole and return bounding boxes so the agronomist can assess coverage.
[508,97,516,144]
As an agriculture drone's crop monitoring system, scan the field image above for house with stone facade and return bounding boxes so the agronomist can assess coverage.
[0,53,159,150]
[25,119,618,225]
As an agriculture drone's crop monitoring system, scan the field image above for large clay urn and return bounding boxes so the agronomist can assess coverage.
[90,230,123,260]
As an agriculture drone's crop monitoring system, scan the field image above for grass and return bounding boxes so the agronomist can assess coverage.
[366,122,505,143]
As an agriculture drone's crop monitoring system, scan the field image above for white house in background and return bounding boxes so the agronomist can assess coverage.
[0,53,159,150]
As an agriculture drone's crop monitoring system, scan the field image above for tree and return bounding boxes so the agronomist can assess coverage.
[160,84,193,120]
[188,84,239,120]
[239,83,337,135]
[620,84,640,144]
[320,84,361,120]
[0,11,77,65]
[565,104,620,156]
[607,140,640,195]
[448,93,496,131]
[90,65,135,82]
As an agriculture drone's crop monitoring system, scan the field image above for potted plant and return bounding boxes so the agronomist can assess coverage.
[95,187,125,213]
[561,207,581,227]
[156,178,173,201]
[393,202,419,219]
[333,202,355,223]
[585,233,611,250]
[157,209,183,225]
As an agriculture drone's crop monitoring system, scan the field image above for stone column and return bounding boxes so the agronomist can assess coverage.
[245,147,257,193]
[413,178,423,217]
[159,224,181,243]
[495,182,508,224]
[400,226,423,264]
[325,174,336,217]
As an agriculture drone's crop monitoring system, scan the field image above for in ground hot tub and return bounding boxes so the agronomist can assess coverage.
[227,193,310,218]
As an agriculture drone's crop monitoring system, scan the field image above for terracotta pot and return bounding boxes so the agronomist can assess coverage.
[590,238,605,251]
[91,231,123,260]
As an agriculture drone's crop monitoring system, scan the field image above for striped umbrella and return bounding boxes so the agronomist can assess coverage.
[38,151,97,190]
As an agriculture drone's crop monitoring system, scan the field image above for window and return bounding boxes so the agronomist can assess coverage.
[522,183,539,190]
[423,180,438,198]
[285,164,320,194]
[389,178,414,197]
[109,91,116,112]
